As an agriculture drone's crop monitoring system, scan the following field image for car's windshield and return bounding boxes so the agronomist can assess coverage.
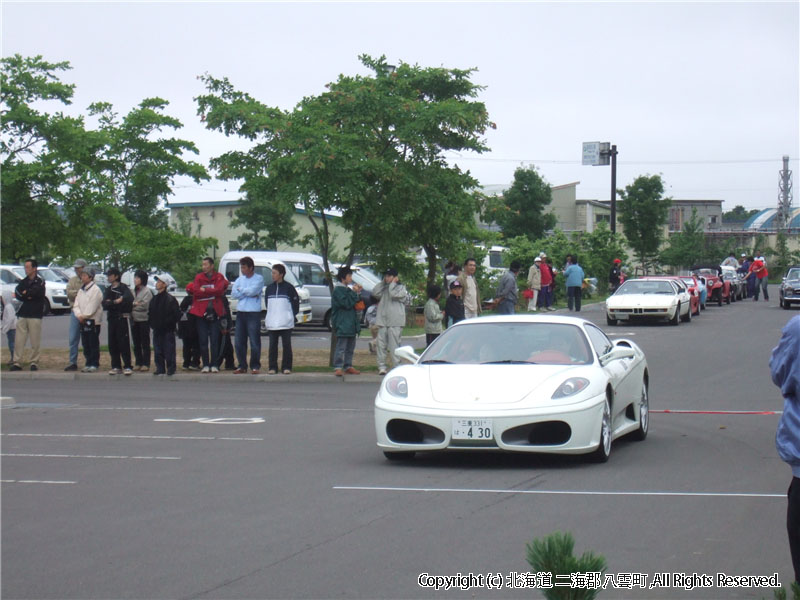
[786,269,800,280]
[680,278,695,286]
[695,269,717,277]
[420,322,592,366]
[616,280,675,295]
[37,268,67,283]
[354,266,381,285]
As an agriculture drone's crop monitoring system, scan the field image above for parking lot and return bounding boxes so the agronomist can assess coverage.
[1,299,795,599]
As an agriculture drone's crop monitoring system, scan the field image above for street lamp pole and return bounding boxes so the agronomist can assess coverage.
[609,144,618,233]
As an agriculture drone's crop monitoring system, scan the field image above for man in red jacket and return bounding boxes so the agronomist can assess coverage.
[189,257,229,373]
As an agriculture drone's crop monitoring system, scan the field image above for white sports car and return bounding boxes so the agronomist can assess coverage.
[374,315,649,463]
[606,278,692,326]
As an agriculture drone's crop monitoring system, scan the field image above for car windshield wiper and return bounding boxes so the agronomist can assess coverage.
[420,359,452,364]
[480,359,537,365]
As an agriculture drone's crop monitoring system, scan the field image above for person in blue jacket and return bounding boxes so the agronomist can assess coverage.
[563,254,586,312]
[231,256,265,374]
[772,314,800,584]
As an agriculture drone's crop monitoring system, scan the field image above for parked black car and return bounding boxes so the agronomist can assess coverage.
[780,265,800,309]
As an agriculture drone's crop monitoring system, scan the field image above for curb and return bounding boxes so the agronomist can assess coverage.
[1,371,385,384]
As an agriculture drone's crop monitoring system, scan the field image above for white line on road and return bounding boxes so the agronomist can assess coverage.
[63,406,364,412]
[333,485,784,498]
[2,453,181,460]
[2,433,263,441]
[1,479,76,485]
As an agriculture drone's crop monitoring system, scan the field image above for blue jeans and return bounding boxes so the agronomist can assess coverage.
[567,286,582,311]
[497,299,516,314]
[196,318,221,368]
[68,312,80,365]
[152,330,177,375]
[235,312,262,370]
[6,329,15,361]
[334,336,356,370]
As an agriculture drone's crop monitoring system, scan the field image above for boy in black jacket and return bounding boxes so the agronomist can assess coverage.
[103,267,134,375]
[444,280,466,328]
[149,276,181,376]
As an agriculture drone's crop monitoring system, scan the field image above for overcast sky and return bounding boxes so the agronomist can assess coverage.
[3,1,798,212]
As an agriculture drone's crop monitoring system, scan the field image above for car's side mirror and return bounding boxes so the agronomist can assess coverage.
[394,345,420,364]
[600,347,635,365]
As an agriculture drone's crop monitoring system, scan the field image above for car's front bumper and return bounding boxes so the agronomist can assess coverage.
[607,305,676,321]
[375,393,606,455]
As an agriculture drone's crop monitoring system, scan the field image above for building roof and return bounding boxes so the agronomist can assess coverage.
[743,208,800,230]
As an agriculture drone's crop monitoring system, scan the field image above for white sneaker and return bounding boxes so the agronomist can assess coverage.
[210,366,219,373]
[379,369,387,375]
[123,368,133,376]
[108,368,122,375]
[201,366,210,373]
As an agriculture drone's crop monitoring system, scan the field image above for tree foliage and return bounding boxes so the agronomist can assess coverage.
[722,204,760,223]
[485,165,556,241]
[659,208,708,270]
[196,54,493,286]
[617,174,672,274]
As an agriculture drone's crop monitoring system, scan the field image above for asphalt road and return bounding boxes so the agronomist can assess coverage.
[2,299,798,599]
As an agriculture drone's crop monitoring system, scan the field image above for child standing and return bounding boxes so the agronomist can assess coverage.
[424,284,443,346]
[444,280,466,328]
[1,290,17,365]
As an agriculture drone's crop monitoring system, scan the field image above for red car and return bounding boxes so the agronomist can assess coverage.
[641,276,701,316]
[679,274,706,312]
[691,265,731,306]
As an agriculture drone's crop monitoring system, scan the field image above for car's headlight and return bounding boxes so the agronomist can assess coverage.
[385,376,408,398]
[552,377,590,399]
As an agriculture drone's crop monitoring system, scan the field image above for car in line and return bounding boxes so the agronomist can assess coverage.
[374,315,648,463]
[691,265,731,306]
[605,278,693,326]
[720,266,746,301]
[640,276,700,316]
[780,266,800,310]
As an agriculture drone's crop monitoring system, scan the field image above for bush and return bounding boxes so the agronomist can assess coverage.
[526,531,607,600]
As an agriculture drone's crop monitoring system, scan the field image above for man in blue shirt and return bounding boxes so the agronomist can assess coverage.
[231,256,265,374]
[563,255,586,312]
[772,315,800,584]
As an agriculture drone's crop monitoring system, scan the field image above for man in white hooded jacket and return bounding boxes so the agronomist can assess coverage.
[73,267,104,372]
[372,267,409,375]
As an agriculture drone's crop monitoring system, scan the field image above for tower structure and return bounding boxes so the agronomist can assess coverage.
[777,155,793,229]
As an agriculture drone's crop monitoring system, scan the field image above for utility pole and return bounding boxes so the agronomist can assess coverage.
[582,141,618,233]
[777,155,793,229]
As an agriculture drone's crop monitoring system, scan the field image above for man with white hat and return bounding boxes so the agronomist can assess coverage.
[64,259,87,371]
[526,257,542,311]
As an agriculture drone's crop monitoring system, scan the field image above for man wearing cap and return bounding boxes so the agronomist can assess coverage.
[149,275,181,376]
[457,258,482,319]
[102,267,134,375]
[64,259,88,371]
[609,259,623,293]
[445,280,465,327]
[526,257,542,311]
[372,267,409,375]
[73,267,103,372]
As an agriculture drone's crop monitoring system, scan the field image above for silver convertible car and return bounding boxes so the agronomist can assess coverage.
[374,315,649,463]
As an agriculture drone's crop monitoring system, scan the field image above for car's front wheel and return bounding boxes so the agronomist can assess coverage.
[783,298,791,310]
[670,303,680,326]
[383,451,416,461]
[630,380,649,441]
[588,398,612,463]
[42,298,51,316]
[681,302,691,323]
[606,315,617,326]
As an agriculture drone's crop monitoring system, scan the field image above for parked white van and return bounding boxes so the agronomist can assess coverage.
[218,251,312,329]
[246,251,377,329]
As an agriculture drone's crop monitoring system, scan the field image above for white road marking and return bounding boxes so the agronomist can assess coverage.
[64,406,363,412]
[333,485,784,498]
[2,433,263,441]
[153,417,265,424]
[1,479,76,485]
[2,453,180,460]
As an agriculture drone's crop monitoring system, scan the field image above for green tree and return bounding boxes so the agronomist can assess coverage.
[722,204,760,223]
[83,98,210,268]
[485,165,557,241]
[230,180,302,250]
[0,54,101,261]
[772,233,800,279]
[618,174,672,274]
[197,54,493,287]
[575,222,629,292]
[659,207,707,270]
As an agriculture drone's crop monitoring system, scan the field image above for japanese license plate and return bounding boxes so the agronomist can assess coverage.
[452,418,493,441]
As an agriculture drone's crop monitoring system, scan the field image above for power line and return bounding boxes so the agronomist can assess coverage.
[445,155,798,166]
